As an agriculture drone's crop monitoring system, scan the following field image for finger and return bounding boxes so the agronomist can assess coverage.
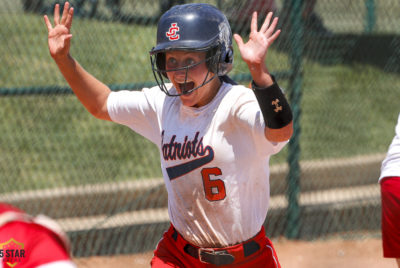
[43,15,53,32]
[265,17,279,38]
[233,34,244,49]
[61,2,70,25]
[54,4,60,25]
[65,7,74,30]
[260,12,273,33]
[64,34,73,41]
[250,12,258,34]
[268,29,281,46]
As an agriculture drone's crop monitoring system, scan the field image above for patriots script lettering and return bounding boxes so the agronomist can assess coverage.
[161,131,214,180]
[162,131,205,160]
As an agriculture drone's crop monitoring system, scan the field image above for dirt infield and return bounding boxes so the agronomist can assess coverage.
[74,237,396,268]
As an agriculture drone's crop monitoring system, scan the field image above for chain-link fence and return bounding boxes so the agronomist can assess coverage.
[1,0,400,258]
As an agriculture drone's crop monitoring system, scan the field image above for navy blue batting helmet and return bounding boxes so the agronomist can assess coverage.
[149,3,234,96]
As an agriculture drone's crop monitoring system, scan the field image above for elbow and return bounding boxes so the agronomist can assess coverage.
[90,107,103,119]
[87,92,111,121]
[85,105,96,117]
[92,108,111,121]
[87,104,110,121]
[265,121,293,142]
[85,103,100,118]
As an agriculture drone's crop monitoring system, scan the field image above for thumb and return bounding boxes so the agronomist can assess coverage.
[233,34,244,49]
[64,34,73,41]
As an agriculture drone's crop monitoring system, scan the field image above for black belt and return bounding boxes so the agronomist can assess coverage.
[172,229,261,266]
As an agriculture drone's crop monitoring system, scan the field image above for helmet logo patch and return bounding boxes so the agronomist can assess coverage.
[166,23,180,41]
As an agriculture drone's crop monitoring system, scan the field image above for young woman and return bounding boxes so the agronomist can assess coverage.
[44,2,292,267]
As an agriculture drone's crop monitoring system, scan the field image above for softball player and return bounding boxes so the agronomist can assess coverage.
[379,113,400,268]
[0,203,76,268]
[44,2,292,267]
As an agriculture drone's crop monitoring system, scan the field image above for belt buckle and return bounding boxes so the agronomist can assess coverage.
[198,248,214,264]
[198,248,235,265]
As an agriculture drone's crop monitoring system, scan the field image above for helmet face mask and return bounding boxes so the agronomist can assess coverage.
[150,48,221,97]
[149,3,233,97]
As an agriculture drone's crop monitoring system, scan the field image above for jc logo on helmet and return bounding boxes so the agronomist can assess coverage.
[166,23,180,41]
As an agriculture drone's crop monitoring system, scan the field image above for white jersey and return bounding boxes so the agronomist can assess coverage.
[379,113,400,182]
[107,82,288,247]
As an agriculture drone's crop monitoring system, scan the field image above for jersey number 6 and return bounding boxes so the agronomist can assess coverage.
[201,167,226,201]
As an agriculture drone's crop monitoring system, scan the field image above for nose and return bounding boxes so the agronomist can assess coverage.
[173,65,187,73]
[171,65,188,80]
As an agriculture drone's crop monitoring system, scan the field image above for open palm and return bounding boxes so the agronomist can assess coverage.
[234,12,280,66]
[44,2,74,59]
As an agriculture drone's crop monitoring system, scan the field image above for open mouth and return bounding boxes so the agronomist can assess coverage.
[177,82,195,94]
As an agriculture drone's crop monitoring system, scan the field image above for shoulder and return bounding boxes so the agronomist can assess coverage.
[143,84,168,95]
[143,84,176,106]
[222,83,257,106]
[108,84,169,110]
[109,84,167,99]
[227,82,255,96]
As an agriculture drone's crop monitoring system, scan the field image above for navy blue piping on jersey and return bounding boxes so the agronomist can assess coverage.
[166,146,214,180]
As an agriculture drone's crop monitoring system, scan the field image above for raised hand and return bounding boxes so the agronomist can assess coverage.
[44,2,74,60]
[233,12,280,67]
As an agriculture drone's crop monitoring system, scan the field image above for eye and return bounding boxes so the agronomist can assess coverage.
[166,57,178,69]
[185,58,196,66]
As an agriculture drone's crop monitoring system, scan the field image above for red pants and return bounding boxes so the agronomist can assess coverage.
[151,224,281,267]
[381,176,400,258]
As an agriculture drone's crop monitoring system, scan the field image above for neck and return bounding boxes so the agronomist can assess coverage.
[195,76,221,107]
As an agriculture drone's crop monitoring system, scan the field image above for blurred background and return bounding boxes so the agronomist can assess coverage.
[1,0,400,262]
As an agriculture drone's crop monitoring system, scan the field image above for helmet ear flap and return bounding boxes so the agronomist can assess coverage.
[206,45,233,76]
[220,47,234,75]
[224,48,233,65]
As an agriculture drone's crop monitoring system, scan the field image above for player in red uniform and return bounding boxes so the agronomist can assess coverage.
[0,203,76,268]
[379,113,400,268]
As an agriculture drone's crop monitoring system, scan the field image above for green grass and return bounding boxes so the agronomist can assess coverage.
[300,63,400,160]
[0,12,157,88]
[1,8,400,193]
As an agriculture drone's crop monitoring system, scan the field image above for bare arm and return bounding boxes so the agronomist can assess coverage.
[44,2,111,121]
[234,12,293,142]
